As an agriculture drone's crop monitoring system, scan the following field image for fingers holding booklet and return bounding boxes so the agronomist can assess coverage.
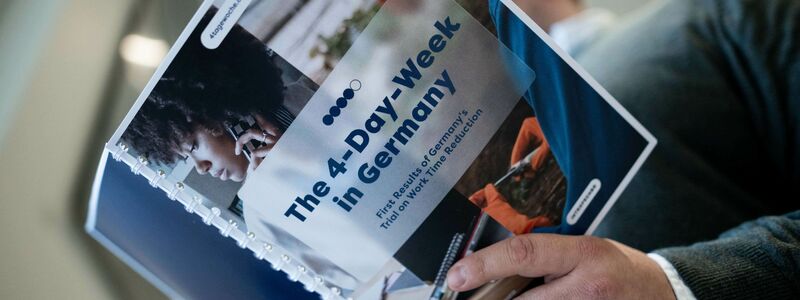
[100,0,655,299]
[446,234,675,300]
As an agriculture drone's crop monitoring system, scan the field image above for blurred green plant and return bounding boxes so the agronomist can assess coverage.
[310,4,380,68]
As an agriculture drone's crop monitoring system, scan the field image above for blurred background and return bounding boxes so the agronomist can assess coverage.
[0,0,650,298]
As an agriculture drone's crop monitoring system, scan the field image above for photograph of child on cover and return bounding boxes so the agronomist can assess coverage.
[120,7,363,291]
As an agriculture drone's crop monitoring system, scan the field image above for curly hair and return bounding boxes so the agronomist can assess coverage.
[122,9,285,165]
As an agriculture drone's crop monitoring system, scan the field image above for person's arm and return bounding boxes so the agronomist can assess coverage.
[654,211,800,299]
[446,211,800,299]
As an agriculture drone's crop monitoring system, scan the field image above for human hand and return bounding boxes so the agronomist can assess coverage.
[234,120,282,172]
[446,234,676,300]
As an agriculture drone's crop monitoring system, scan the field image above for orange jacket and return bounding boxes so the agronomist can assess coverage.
[468,117,552,234]
[511,117,550,171]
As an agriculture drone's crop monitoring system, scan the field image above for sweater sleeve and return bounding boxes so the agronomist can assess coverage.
[654,211,800,299]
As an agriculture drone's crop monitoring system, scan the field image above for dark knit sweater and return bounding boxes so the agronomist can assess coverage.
[656,211,800,299]
[581,0,800,298]
[579,0,800,298]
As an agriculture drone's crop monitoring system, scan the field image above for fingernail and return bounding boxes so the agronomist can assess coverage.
[447,265,466,289]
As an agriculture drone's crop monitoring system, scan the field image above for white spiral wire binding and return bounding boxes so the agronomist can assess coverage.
[184,195,201,213]
[220,219,236,237]
[255,243,273,260]
[149,169,165,187]
[131,155,148,175]
[167,182,183,200]
[238,231,255,248]
[106,148,345,299]
[111,143,128,161]
[286,262,302,282]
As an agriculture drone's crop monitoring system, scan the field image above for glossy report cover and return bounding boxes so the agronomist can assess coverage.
[101,0,655,299]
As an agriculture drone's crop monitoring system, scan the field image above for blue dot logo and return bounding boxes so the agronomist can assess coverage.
[322,79,361,126]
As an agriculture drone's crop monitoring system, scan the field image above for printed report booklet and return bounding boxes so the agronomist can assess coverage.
[96,0,656,299]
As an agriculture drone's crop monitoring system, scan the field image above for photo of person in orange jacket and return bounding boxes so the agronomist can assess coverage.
[468,117,566,234]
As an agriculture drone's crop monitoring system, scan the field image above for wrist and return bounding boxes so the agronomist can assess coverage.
[647,253,697,300]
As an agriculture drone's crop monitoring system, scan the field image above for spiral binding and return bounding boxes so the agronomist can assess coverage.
[149,169,166,187]
[167,182,184,200]
[185,195,201,213]
[131,155,148,175]
[107,143,345,299]
[221,219,237,237]
[434,233,464,287]
[111,143,128,161]
[429,233,466,300]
